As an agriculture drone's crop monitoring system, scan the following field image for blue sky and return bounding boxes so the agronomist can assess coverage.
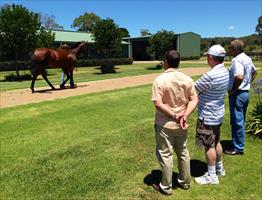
[1,0,261,38]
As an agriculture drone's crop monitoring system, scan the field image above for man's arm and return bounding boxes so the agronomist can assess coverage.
[195,74,212,95]
[153,100,180,123]
[251,70,257,82]
[183,94,198,119]
[178,93,198,129]
[229,74,243,95]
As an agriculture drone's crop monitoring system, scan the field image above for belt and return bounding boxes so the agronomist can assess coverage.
[237,90,249,93]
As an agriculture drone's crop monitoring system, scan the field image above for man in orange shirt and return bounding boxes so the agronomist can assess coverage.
[151,50,198,195]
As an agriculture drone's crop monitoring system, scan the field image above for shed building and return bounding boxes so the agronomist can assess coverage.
[123,32,201,60]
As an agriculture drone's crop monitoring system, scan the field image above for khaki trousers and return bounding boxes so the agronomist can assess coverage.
[155,124,190,193]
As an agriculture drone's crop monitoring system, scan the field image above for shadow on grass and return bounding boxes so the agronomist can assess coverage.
[143,169,181,189]
[93,67,120,74]
[146,67,162,70]
[220,140,232,151]
[190,159,207,177]
[144,159,207,187]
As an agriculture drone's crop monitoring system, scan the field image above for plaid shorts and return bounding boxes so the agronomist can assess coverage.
[196,119,221,150]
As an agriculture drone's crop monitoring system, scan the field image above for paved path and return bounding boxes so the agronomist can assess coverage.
[0,67,209,108]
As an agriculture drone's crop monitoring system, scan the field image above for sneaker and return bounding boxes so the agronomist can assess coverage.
[216,169,226,176]
[195,172,219,185]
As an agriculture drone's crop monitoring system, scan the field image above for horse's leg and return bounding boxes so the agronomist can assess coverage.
[60,72,70,88]
[42,70,55,90]
[30,74,38,93]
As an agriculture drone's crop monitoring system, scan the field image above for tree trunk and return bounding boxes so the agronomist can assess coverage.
[14,49,20,77]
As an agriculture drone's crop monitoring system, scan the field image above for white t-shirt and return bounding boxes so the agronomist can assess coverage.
[229,52,256,90]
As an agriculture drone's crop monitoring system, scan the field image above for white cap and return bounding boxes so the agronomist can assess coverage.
[204,44,226,57]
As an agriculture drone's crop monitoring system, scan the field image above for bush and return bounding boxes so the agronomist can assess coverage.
[246,100,262,138]
[180,56,200,60]
[76,58,133,74]
[0,58,133,71]
[4,73,32,81]
[0,60,31,71]
[155,62,163,69]
[246,78,262,139]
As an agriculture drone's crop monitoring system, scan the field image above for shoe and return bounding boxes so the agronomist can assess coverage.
[224,149,244,155]
[70,84,77,88]
[178,183,190,190]
[216,169,226,176]
[152,183,172,195]
[195,172,219,185]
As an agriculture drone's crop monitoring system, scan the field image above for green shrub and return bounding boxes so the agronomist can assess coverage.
[246,78,262,139]
[0,58,133,71]
[4,73,32,81]
[246,100,262,138]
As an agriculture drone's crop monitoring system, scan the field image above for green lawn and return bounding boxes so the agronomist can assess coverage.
[0,61,209,91]
[1,70,261,199]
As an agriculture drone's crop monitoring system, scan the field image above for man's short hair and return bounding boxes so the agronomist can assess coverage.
[164,50,180,68]
[211,55,224,63]
[230,39,244,53]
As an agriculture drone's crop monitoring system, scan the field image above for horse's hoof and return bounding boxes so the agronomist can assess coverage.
[51,87,56,90]
[60,85,65,89]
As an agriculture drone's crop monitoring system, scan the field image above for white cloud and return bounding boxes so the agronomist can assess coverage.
[228,26,235,30]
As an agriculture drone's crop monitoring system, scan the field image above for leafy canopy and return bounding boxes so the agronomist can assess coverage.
[0,3,54,75]
[147,29,175,60]
[71,12,101,32]
[140,28,152,36]
[92,18,123,58]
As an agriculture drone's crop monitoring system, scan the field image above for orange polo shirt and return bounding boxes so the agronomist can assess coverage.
[152,68,197,129]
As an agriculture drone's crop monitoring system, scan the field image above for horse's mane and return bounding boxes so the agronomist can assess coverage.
[60,44,71,50]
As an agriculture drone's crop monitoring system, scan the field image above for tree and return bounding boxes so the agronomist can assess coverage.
[140,28,151,36]
[36,27,55,48]
[256,16,262,35]
[119,27,130,38]
[39,13,63,30]
[71,12,101,32]
[0,4,54,76]
[147,29,175,61]
[92,18,123,73]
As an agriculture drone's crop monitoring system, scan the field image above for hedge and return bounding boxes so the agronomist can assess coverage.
[0,58,134,71]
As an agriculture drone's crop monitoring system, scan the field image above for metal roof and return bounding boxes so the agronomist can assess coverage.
[51,30,94,43]
[123,32,200,40]
[50,30,130,44]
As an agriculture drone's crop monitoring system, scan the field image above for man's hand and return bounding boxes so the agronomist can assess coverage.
[175,111,185,123]
[175,111,189,129]
[180,116,189,130]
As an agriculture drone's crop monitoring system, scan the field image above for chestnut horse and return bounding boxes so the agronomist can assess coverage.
[30,42,87,92]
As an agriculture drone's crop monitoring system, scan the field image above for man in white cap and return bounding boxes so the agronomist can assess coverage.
[194,45,229,184]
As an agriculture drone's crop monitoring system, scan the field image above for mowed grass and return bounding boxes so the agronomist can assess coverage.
[0,61,209,91]
[1,69,261,199]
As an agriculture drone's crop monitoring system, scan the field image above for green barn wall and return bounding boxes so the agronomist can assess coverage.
[177,32,200,58]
